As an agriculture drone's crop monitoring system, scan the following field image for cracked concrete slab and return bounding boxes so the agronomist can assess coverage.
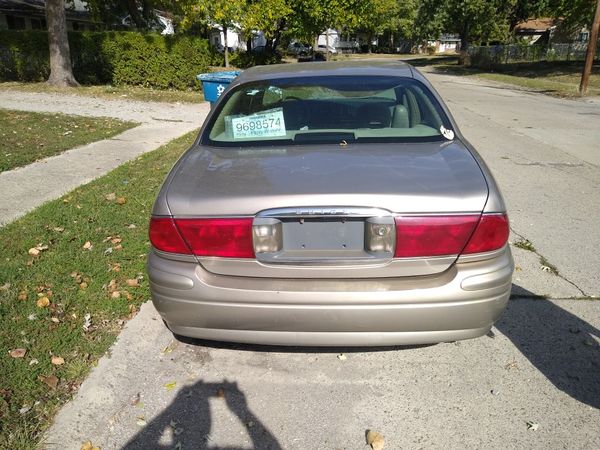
[425,70,600,296]
[42,298,600,450]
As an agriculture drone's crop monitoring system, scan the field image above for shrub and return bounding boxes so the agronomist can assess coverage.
[0,31,215,90]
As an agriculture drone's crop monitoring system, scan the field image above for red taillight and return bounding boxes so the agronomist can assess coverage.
[149,217,192,254]
[394,215,480,258]
[393,213,509,258]
[174,218,255,258]
[462,213,509,254]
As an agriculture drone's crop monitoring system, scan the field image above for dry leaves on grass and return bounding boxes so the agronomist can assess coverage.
[36,296,50,308]
[17,290,28,301]
[51,356,65,365]
[9,348,27,358]
[39,374,59,389]
[105,192,116,201]
[83,241,93,250]
[28,243,49,257]
[116,197,126,205]
[366,430,385,450]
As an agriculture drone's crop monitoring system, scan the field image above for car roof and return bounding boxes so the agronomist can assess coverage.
[236,60,415,83]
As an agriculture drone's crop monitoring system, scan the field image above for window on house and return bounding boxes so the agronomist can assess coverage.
[6,15,26,30]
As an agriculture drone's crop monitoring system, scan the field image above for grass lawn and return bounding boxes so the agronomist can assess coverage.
[434,60,600,97]
[0,109,137,172]
[0,82,204,104]
[0,130,196,449]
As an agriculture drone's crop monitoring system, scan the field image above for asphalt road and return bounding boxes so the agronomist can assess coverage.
[43,72,600,450]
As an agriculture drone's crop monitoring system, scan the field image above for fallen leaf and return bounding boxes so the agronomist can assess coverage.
[83,313,92,331]
[136,416,147,426]
[111,291,121,299]
[337,353,347,361]
[116,197,126,205]
[9,348,27,358]
[79,282,88,290]
[28,248,40,257]
[29,359,39,366]
[107,279,118,292]
[39,374,59,389]
[114,244,123,251]
[127,224,137,229]
[367,430,385,450]
[526,421,539,431]
[53,227,65,232]
[109,263,121,272]
[18,291,28,301]
[37,296,50,308]
[105,192,116,201]
[111,237,122,244]
[51,317,60,323]
[104,247,113,255]
[80,441,100,450]
[126,279,139,287]
[83,241,93,250]
[124,291,133,301]
[35,244,49,251]
[130,392,141,406]
[164,381,177,391]
[51,356,65,365]
[19,405,32,415]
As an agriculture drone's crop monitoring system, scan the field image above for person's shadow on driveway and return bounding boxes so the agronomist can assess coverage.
[496,286,600,409]
[123,380,282,450]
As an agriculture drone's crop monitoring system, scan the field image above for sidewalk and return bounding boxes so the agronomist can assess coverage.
[0,91,209,225]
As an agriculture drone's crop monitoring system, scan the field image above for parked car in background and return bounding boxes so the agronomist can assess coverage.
[148,61,513,346]
[287,42,311,56]
[317,44,338,54]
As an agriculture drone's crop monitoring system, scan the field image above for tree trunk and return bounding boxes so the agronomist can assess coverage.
[325,28,330,61]
[246,36,253,54]
[223,25,229,68]
[367,32,373,53]
[458,22,470,66]
[580,0,600,96]
[46,0,78,87]
[126,0,144,28]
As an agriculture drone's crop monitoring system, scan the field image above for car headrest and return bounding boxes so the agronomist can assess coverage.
[359,103,391,128]
[391,104,410,128]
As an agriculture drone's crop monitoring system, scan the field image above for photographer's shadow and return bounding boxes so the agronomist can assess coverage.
[123,380,281,450]
[496,286,600,409]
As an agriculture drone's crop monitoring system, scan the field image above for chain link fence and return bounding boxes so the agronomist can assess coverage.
[468,42,596,68]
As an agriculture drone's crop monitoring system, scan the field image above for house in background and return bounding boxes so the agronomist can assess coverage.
[0,0,97,31]
[428,34,461,53]
[209,25,266,52]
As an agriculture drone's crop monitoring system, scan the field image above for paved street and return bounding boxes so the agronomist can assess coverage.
[0,92,208,225]
[37,72,600,449]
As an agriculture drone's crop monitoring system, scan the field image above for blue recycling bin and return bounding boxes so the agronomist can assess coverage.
[197,71,241,108]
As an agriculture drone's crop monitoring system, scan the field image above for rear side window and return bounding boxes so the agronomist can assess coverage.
[204,76,453,146]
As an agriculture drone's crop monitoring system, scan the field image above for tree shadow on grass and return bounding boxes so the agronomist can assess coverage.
[123,380,282,450]
[497,286,600,409]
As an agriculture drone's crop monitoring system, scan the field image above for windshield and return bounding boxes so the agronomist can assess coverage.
[204,76,453,146]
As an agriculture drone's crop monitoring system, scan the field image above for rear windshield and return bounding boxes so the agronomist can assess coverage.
[203,76,453,147]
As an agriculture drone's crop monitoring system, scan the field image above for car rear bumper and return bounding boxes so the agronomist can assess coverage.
[148,247,513,346]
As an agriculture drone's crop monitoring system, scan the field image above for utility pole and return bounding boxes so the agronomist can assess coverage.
[579,0,600,96]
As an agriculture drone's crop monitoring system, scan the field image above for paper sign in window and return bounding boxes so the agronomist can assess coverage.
[230,108,286,139]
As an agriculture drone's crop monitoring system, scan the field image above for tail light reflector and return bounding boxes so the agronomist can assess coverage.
[149,217,191,254]
[150,217,255,258]
[394,215,479,258]
[462,213,509,254]
[393,213,509,258]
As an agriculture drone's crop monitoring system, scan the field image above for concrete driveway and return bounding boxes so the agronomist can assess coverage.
[43,72,600,449]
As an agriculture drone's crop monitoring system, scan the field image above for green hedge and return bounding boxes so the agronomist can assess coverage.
[0,31,217,90]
